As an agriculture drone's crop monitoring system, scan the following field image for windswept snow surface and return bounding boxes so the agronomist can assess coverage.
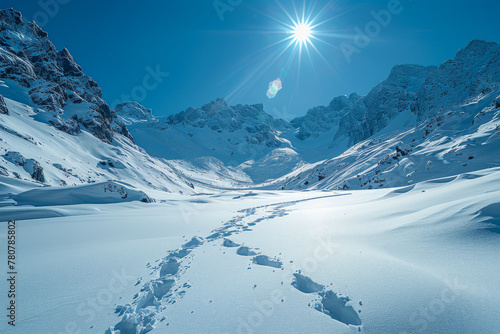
[1,168,499,333]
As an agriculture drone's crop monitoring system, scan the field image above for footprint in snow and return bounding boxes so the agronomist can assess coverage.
[291,273,362,327]
[252,255,283,268]
[236,246,258,256]
[222,238,240,247]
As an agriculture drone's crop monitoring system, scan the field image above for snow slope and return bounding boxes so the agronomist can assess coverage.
[0,77,258,195]
[271,87,500,191]
[0,8,251,195]
[1,168,499,333]
[0,89,195,194]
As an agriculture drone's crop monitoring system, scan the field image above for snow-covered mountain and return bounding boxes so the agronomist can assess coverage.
[113,64,440,183]
[115,101,156,125]
[1,6,499,194]
[1,7,500,334]
[291,64,437,144]
[0,8,252,196]
[273,90,500,190]
[0,8,133,143]
[270,40,500,190]
[412,40,500,117]
[120,98,293,167]
[113,40,500,188]
[291,40,500,150]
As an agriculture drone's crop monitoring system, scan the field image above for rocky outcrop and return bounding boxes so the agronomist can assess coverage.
[1,151,45,182]
[334,64,437,144]
[0,93,8,114]
[291,41,500,145]
[48,114,81,135]
[2,151,26,166]
[292,40,500,148]
[27,159,45,183]
[56,48,83,77]
[0,8,22,25]
[0,8,130,143]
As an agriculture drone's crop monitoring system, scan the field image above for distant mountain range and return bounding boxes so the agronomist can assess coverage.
[1,7,499,196]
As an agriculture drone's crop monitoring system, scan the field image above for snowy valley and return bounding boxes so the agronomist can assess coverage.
[0,7,499,334]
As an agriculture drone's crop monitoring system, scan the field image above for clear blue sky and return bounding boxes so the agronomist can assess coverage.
[5,0,500,119]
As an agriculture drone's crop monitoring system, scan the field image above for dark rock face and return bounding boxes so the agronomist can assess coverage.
[1,151,45,183]
[96,99,113,120]
[117,123,134,142]
[29,160,45,183]
[28,82,66,110]
[48,114,81,135]
[31,22,48,38]
[0,94,8,114]
[56,48,83,77]
[0,8,22,26]
[140,195,154,203]
[395,144,410,157]
[0,8,132,143]
[80,117,114,143]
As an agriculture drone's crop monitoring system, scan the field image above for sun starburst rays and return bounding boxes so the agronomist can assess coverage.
[274,0,338,68]
[292,22,313,44]
[224,0,341,102]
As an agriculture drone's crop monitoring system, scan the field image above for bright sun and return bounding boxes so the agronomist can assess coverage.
[292,22,312,44]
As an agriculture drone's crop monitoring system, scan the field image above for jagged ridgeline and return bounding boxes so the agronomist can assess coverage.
[0,8,132,143]
[1,6,499,192]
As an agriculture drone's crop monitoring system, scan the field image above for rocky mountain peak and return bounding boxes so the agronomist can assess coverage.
[0,7,131,143]
[328,94,358,111]
[167,97,282,130]
[292,65,436,143]
[115,101,155,124]
[460,39,500,57]
[57,48,83,77]
[0,8,22,26]
[200,97,230,114]
[412,40,500,117]
[0,93,8,114]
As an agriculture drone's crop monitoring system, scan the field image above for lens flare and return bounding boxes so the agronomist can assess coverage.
[225,0,343,102]
[267,78,283,99]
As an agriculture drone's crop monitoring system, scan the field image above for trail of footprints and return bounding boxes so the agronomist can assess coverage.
[106,200,362,333]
